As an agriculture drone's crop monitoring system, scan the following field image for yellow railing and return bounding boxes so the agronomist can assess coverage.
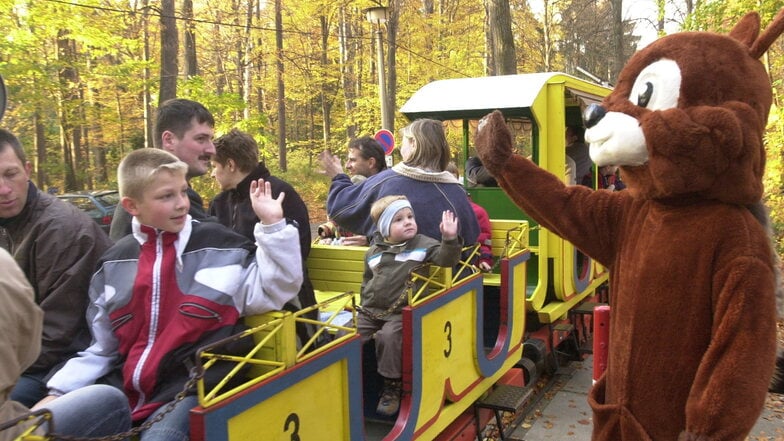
[196,293,358,408]
[1,410,51,441]
[408,244,481,307]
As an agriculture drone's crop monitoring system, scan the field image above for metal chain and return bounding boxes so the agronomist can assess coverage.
[489,224,537,272]
[356,263,428,320]
[47,366,204,441]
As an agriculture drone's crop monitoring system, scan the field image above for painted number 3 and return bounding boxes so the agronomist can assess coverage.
[284,413,300,441]
[443,320,452,357]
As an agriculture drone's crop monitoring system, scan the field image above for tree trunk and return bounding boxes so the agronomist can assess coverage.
[320,15,332,148]
[485,0,517,75]
[88,84,107,184]
[34,110,47,189]
[484,5,495,75]
[78,85,91,189]
[143,0,153,148]
[275,0,287,171]
[182,0,198,77]
[242,0,254,121]
[115,91,126,159]
[542,0,553,70]
[610,0,623,81]
[159,0,178,106]
[215,21,226,95]
[57,31,79,191]
[338,6,357,140]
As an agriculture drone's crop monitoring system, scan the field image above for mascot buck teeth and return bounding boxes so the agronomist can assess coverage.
[475,8,784,441]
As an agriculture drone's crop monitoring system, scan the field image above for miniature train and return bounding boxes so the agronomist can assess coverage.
[185,72,612,441]
[5,72,612,441]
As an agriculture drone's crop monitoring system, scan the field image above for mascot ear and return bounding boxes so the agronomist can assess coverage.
[748,8,784,58]
[729,12,760,48]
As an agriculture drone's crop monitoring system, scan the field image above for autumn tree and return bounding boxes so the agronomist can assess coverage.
[559,0,638,84]
[183,0,198,77]
[485,0,517,75]
[159,0,178,106]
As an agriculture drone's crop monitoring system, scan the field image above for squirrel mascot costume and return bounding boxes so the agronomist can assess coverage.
[475,8,784,441]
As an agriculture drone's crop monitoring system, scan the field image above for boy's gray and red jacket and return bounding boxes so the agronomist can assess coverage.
[47,217,302,421]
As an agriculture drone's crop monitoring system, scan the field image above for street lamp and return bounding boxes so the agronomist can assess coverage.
[365,5,390,131]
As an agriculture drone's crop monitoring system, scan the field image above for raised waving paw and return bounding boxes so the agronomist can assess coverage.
[474,110,514,176]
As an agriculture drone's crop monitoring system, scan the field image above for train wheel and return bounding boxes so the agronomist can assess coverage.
[521,338,547,382]
[517,357,538,386]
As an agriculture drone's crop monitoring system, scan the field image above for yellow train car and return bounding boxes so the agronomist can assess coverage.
[188,220,530,441]
[186,294,365,441]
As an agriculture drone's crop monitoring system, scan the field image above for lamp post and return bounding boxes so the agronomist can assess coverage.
[365,5,390,131]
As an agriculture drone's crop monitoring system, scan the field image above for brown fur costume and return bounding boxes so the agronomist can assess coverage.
[475,10,784,441]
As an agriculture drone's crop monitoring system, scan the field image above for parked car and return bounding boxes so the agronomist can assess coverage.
[56,190,120,234]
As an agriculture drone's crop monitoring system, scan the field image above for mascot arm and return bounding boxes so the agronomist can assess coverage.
[681,255,777,441]
[476,111,623,265]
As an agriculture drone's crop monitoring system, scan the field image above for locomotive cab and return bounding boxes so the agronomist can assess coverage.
[400,72,611,325]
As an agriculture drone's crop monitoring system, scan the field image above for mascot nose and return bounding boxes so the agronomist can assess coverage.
[583,103,606,128]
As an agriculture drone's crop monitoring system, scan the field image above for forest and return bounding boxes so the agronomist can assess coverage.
[1,0,783,249]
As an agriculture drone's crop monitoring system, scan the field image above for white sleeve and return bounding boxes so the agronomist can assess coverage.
[238,219,303,316]
[47,284,120,395]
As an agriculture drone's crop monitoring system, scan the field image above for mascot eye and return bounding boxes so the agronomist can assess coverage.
[628,59,681,111]
[637,82,653,108]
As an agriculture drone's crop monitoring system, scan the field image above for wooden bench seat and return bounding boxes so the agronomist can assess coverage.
[307,244,367,310]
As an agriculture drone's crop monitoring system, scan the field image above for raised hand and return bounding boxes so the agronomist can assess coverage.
[318,150,344,178]
[440,210,458,240]
[250,179,285,225]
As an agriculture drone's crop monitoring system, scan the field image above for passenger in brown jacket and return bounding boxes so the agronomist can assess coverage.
[0,129,113,407]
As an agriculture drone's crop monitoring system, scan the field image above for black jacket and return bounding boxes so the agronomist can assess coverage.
[208,163,318,341]
[209,163,311,258]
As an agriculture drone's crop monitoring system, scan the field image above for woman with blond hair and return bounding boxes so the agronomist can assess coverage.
[326,119,479,245]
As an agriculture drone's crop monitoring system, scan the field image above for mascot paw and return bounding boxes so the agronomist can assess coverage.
[474,110,514,175]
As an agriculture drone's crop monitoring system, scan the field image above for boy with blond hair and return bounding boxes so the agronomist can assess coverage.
[360,195,463,417]
[38,148,302,440]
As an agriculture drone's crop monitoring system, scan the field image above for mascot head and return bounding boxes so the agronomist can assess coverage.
[584,11,784,204]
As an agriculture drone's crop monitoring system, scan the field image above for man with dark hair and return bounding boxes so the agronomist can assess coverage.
[110,98,217,241]
[209,128,318,345]
[318,136,390,245]
[465,156,497,187]
[565,125,593,186]
[345,136,387,181]
[0,129,113,407]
